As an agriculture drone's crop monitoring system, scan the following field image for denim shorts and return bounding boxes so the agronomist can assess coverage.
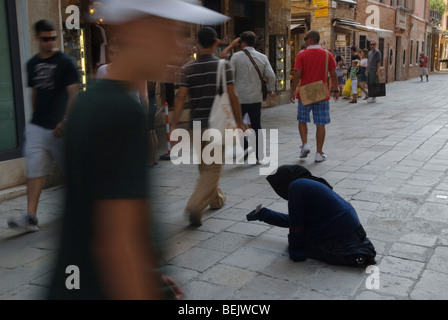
[297,99,330,125]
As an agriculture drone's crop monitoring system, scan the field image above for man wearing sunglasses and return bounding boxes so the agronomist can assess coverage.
[366,41,381,103]
[7,20,79,232]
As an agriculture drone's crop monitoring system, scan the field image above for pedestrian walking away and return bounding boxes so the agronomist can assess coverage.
[7,19,80,232]
[229,31,276,163]
[172,27,244,227]
[335,55,346,96]
[290,30,339,163]
[367,41,381,103]
[46,0,229,300]
[349,59,360,104]
[246,165,377,266]
[419,52,429,82]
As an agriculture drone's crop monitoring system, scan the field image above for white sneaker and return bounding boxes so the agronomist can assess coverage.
[300,144,310,158]
[315,152,327,163]
[7,213,39,232]
[367,97,376,103]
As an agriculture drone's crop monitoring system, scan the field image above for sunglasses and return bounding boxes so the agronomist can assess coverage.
[304,37,309,41]
[40,36,57,42]
[370,43,377,46]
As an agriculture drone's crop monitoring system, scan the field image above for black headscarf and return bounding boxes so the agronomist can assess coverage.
[266,165,333,200]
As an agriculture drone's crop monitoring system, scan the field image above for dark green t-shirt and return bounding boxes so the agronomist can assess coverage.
[27,51,80,129]
[47,79,151,299]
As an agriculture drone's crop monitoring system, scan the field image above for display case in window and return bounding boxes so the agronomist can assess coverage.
[269,35,287,92]
[63,28,87,91]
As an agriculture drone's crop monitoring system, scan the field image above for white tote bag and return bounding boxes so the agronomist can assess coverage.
[208,59,237,134]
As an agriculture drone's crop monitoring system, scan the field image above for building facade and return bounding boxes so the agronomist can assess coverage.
[290,0,445,83]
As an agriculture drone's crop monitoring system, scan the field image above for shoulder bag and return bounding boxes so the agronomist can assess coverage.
[208,59,237,136]
[298,50,329,106]
[243,49,269,101]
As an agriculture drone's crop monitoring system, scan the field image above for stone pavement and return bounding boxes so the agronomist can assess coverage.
[1,71,448,300]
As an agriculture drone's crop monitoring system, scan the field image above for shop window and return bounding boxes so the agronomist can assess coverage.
[410,40,413,66]
[416,41,419,64]
[203,0,222,38]
[0,1,25,160]
[269,35,287,92]
[360,35,367,49]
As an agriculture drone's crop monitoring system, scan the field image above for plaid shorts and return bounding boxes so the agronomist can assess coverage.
[297,100,330,125]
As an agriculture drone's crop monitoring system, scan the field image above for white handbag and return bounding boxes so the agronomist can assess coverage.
[208,59,237,134]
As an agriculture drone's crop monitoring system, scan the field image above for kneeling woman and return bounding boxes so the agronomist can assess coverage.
[247,165,376,266]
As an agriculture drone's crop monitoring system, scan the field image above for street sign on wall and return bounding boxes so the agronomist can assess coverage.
[313,0,329,8]
[316,8,329,17]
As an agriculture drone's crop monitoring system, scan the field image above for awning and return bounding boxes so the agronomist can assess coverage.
[290,18,307,30]
[291,24,304,30]
[333,18,394,38]
[334,0,357,4]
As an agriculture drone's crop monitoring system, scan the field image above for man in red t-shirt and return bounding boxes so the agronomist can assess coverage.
[290,30,339,163]
[419,52,429,82]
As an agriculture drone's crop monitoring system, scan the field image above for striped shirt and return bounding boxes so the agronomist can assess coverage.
[179,54,234,127]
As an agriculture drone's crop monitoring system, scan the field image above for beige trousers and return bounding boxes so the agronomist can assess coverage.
[186,129,226,220]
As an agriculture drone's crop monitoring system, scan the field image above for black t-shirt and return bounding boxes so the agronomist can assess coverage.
[27,51,80,129]
[47,80,151,299]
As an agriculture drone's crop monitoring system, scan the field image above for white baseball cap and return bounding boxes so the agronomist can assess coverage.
[99,0,230,25]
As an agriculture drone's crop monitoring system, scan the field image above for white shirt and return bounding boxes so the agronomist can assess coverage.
[230,47,276,104]
[360,58,368,67]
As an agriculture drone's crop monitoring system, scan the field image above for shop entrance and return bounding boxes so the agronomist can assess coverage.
[233,0,266,53]
[395,36,402,80]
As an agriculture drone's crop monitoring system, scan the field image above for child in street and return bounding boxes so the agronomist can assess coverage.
[335,55,346,95]
[349,59,360,104]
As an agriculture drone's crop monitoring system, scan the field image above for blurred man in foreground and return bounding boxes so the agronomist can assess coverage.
[47,0,229,300]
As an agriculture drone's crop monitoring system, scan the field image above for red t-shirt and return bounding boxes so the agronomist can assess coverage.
[419,56,428,68]
[294,46,336,100]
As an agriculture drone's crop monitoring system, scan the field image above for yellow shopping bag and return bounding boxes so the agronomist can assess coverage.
[342,79,351,96]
